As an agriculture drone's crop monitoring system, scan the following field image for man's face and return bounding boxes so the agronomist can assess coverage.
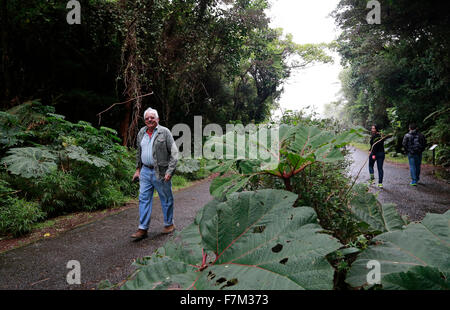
[144,112,159,130]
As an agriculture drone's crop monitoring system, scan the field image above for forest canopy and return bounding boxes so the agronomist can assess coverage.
[332,0,450,165]
[0,0,332,145]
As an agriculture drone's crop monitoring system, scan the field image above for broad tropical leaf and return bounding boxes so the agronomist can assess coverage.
[176,158,200,174]
[122,223,204,290]
[382,266,449,290]
[1,147,57,178]
[209,175,250,199]
[346,210,450,289]
[122,189,342,290]
[64,145,109,167]
[0,112,28,147]
[349,184,408,233]
[198,190,342,289]
[0,127,26,147]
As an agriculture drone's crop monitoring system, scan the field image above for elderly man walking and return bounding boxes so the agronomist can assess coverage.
[131,107,178,240]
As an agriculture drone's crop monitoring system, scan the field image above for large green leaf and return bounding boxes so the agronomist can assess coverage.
[122,256,199,290]
[209,175,250,199]
[122,223,204,290]
[382,266,449,290]
[1,147,58,178]
[349,184,408,233]
[122,189,342,290]
[64,145,109,167]
[346,210,450,289]
[289,126,335,156]
[176,158,200,174]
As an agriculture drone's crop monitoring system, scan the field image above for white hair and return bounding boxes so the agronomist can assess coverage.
[143,107,159,119]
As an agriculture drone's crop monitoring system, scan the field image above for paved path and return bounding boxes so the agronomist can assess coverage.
[348,147,450,221]
[0,179,213,290]
[2,150,449,290]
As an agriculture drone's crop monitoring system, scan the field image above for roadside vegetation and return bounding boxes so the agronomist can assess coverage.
[1,0,448,291]
[0,101,207,237]
[329,0,450,168]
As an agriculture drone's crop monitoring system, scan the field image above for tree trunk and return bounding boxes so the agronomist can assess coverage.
[119,102,132,146]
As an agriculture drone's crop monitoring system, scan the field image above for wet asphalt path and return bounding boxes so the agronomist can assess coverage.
[0,179,213,290]
[348,147,450,221]
[1,149,449,290]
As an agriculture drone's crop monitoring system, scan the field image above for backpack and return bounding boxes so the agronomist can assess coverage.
[409,132,425,154]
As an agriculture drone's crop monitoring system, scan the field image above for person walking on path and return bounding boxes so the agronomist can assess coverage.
[131,107,179,240]
[368,125,385,188]
[402,123,427,186]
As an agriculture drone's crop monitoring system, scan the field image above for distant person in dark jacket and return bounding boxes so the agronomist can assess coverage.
[402,123,427,186]
[368,125,385,188]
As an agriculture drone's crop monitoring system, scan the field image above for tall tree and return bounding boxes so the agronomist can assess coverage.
[333,0,450,160]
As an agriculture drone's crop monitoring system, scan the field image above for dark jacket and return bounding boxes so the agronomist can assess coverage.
[370,133,385,154]
[402,130,427,155]
[136,125,179,180]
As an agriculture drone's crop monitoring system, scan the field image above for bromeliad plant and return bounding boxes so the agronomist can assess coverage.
[205,124,364,197]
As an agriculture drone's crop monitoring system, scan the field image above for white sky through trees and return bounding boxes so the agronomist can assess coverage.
[267,0,342,118]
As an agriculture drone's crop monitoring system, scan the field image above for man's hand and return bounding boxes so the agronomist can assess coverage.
[132,169,140,182]
[164,173,172,182]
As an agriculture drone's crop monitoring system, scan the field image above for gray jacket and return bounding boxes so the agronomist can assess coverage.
[136,125,178,180]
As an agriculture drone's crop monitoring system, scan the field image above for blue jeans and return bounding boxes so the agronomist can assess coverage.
[368,152,385,183]
[138,165,174,230]
[408,153,422,183]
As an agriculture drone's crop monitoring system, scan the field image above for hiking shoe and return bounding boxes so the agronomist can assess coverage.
[162,224,175,234]
[409,182,417,186]
[377,183,383,188]
[131,229,148,239]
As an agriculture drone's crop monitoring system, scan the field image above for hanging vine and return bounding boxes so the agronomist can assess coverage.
[117,0,151,147]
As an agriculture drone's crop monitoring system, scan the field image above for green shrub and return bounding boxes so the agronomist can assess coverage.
[171,175,188,187]
[176,158,211,181]
[0,102,139,228]
[0,180,45,237]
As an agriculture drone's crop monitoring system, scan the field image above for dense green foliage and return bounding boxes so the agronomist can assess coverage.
[123,189,343,290]
[0,101,138,235]
[332,0,450,166]
[122,112,448,290]
[0,101,209,236]
[1,0,332,146]
[347,210,450,289]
